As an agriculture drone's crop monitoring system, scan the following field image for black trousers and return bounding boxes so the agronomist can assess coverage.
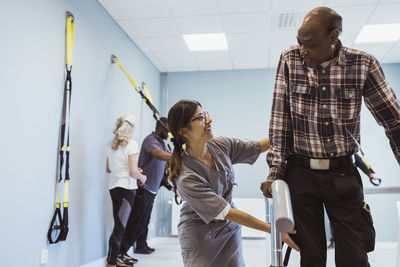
[285,162,371,267]
[107,187,136,265]
[120,187,156,253]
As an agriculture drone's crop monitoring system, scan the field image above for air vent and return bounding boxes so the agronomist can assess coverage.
[276,12,303,29]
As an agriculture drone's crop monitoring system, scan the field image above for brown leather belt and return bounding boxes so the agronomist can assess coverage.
[288,154,353,170]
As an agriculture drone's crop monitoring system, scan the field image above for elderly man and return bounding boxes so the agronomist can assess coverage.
[261,7,400,267]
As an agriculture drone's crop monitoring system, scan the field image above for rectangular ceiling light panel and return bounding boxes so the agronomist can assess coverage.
[355,23,400,43]
[183,33,228,51]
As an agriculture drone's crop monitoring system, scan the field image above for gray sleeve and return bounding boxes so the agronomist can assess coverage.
[177,174,228,224]
[212,136,261,165]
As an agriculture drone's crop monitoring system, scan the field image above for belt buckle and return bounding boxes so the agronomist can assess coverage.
[310,158,330,170]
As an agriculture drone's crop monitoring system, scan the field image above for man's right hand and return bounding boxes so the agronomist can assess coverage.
[260,179,274,198]
[138,175,147,186]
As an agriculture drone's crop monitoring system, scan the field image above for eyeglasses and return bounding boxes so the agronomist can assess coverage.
[190,111,209,124]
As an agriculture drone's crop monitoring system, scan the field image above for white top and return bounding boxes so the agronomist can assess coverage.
[106,139,139,190]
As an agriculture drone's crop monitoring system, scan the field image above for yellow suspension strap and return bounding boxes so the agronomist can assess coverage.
[111,55,173,149]
[345,128,381,186]
[111,56,183,203]
[48,11,74,244]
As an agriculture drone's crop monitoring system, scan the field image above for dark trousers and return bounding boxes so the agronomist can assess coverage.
[107,188,136,265]
[285,162,371,267]
[120,187,156,253]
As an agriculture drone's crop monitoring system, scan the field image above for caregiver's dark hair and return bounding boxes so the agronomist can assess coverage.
[167,100,201,186]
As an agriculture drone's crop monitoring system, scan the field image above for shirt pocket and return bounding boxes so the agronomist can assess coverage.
[336,88,362,120]
[290,84,317,117]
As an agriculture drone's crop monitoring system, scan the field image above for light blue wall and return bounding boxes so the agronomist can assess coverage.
[163,65,400,242]
[0,0,161,266]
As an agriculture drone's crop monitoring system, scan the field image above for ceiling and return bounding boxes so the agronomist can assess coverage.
[98,0,400,72]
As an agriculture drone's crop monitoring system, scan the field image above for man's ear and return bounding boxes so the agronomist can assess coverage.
[330,28,339,45]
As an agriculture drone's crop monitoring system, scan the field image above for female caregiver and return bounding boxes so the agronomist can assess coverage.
[167,100,299,267]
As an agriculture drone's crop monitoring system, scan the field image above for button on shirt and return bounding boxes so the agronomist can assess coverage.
[267,41,400,180]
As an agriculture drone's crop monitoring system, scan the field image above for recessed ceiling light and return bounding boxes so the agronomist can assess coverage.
[355,23,400,43]
[183,33,228,51]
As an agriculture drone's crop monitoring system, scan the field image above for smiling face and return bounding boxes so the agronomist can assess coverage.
[183,105,213,145]
[296,13,339,68]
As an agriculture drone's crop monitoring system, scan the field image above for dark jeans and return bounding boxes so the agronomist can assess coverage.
[285,161,372,267]
[120,187,156,253]
[107,187,136,265]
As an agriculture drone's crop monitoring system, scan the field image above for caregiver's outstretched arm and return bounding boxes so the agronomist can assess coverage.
[225,208,300,251]
[259,138,270,153]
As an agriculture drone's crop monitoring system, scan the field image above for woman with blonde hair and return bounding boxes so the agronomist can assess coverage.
[106,113,146,267]
[167,100,299,267]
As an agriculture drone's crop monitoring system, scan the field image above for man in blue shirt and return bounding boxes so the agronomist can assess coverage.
[120,117,172,258]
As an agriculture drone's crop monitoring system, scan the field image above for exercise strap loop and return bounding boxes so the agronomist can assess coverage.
[48,11,74,244]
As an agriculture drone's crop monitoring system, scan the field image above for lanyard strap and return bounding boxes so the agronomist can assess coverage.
[48,11,74,244]
[345,128,381,186]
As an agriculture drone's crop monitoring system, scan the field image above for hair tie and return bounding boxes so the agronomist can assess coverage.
[171,138,182,152]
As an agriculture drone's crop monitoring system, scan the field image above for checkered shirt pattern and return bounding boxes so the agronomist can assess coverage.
[267,41,400,180]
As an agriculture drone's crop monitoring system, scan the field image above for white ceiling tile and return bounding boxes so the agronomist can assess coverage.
[271,0,324,12]
[128,18,180,38]
[222,13,271,34]
[145,53,167,72]
[111,0,170,19]
[98,0,124,20]
[117,20,140,39]
[101,0,400,71]
[153,51,197,68]
[165,0,219,16]
[192,51,233,70]
[228,34,269,69]
[175,15,224,34]
[382,41,400,63]
[268,30,298,67]
[218,0,270,13]
[270,11,306,31]
[164,65,200,72]
[353,42,396,61]
[332,5,375,46]
[131,38,151,54]
[368,4,400,24]
[325,0,378,7]
[143,37,188,53]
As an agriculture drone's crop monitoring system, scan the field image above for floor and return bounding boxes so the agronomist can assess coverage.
[94,237,397,267]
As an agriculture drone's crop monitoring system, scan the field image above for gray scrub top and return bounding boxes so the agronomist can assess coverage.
[176,136,261,267]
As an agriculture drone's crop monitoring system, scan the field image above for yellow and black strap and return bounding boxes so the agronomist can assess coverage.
[111,55,173,149]
[112,56,184,203]
[48,11,74,244]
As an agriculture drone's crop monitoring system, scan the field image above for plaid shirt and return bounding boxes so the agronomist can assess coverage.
[267,41,400,180]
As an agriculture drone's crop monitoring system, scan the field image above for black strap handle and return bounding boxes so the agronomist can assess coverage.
[47,207,63,244]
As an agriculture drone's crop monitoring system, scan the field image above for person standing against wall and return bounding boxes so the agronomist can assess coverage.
[106,113,147,267]
[261,7,400,267]
[119,117,172,258]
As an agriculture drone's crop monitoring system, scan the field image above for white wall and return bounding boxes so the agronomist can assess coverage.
[0,0,161,266]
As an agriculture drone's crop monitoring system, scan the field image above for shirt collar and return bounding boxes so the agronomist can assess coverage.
[332,40,346,67]
[301,39,346,69]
